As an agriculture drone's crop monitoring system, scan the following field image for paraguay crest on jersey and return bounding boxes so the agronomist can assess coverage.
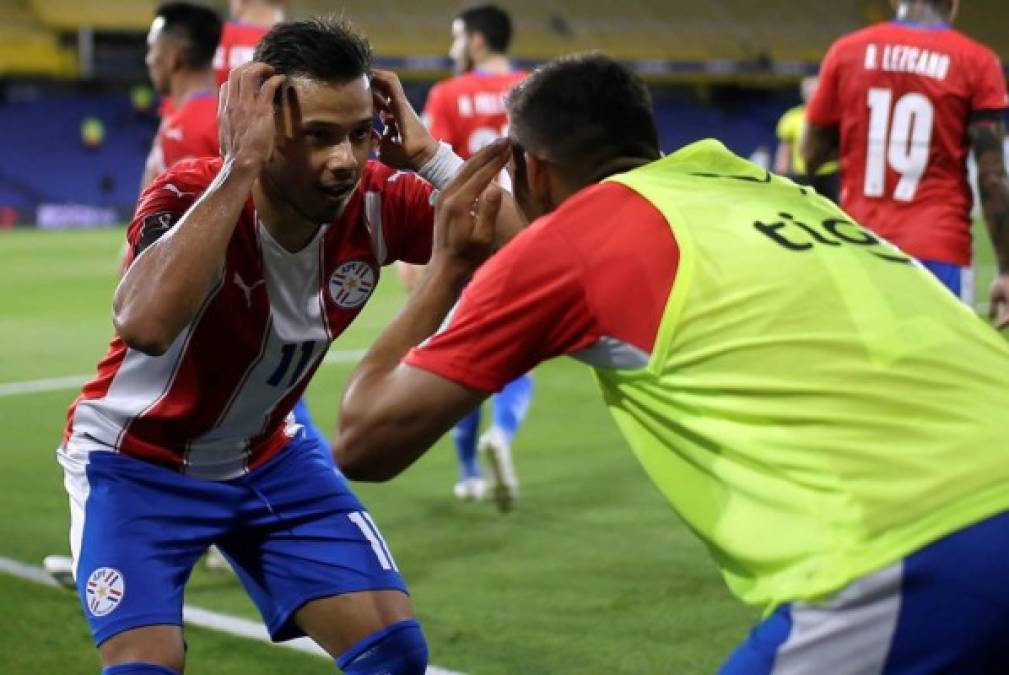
[329,260,376,309]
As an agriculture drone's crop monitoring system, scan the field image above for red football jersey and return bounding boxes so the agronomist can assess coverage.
[65,158,435,479]
[155,91,219,171]
[406,182,679,392]
[807,21,1008,266]
[423,70,526,159]
[213,20,270,87]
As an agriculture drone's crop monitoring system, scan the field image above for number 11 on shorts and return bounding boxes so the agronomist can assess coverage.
[348,511,399,571]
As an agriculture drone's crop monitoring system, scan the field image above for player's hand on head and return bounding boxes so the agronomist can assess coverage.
[370,69,439,171]
[219,62,286,172]
[431,138,511,276]
[990,273,1009,330]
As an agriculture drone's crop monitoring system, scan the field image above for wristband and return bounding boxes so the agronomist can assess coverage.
[417,141,465,190]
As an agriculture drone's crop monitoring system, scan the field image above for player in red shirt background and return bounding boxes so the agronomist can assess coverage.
[803,0,1009,327]
[213,0,288,87]
[140,3,222,190]
[401,4,531,511]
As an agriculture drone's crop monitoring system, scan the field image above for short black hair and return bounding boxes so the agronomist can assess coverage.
[457,4,512,54]
[507,54,660,180]
[254,17,372,83]
[155,2,223,70]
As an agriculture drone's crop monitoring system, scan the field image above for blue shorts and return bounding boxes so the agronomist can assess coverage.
[62,431,406,646]
[921,259,974,304]
[721,510,1009,674]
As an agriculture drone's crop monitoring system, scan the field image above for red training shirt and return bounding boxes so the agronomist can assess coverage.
[406,182,679,392]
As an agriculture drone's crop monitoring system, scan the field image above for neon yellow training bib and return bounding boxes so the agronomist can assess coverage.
[600,139,1009,611]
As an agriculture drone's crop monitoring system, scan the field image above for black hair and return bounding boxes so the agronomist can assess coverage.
[507,53,660,180]
[155,2,223,69]
[254,17,372,83]
[457,4,512,54]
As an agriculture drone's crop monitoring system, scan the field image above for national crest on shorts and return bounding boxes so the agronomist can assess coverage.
[85,567,125,617]
[329,260,376,309]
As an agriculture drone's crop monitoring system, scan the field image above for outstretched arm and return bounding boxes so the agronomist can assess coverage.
[113,63,285,355]
[968,113,1009,328]
[336,140,511,480]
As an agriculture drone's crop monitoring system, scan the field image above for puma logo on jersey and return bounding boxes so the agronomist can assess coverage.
[233,272,265,307]
[163,126,184,141]
[163,183,193,199]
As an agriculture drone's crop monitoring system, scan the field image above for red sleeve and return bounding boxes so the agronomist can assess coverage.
[379,170,437,265]
[124,166,203,268]
[423,82,455,148]
[971,48,1009,112]
[405,226,600,393]
[807,41,843,127]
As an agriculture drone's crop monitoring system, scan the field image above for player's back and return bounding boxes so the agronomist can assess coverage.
[808,21,1008,266]
[213,20,270,86]
[159,92,219,168]
[424,71,525,159]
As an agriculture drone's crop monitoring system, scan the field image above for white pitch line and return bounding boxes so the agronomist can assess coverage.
[0,555,464,675]
[0,374,90,397]
[0,349,369,398]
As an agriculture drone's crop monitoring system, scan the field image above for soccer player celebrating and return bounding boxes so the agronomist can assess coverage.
[56,18,495,675]
[408,3,531,509]
[803,0,1009,327]
[336,54,1009,670]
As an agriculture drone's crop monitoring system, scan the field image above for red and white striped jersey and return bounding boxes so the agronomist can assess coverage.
[65,157,435,479]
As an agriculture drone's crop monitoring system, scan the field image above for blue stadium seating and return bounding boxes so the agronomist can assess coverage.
[0,85,795,222]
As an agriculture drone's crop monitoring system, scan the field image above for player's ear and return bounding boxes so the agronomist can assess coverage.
[524,152,553,216]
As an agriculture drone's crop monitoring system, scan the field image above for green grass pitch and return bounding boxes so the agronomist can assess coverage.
[0,222,1000,674]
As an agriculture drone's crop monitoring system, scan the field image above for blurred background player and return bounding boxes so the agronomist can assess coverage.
[214,0,288,87]
[140,2,222,189]
[401,4,531,511]
[774,76,839,202]
[803,0,1009,326]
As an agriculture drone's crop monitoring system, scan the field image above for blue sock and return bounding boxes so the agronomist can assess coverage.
[452,408,481,479]
[337,619,428,675]
[491,373,534,441]
[292,397,337,470]
[102,664,179,675]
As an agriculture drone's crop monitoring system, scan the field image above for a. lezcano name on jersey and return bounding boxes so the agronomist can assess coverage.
[864,44,951,81]
[457,92,508,118]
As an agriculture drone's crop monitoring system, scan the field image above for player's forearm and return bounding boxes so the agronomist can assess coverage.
[800,124,838,176]
[337,262,472,479]
[971,119,1009,273]
[113,160,258,355]
[979,172,1009,273]
[341,262,468,421]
